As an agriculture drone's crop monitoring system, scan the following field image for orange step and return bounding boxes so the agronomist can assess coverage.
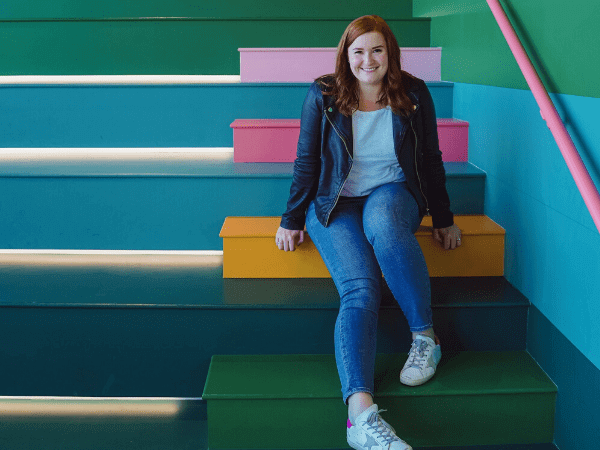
[220,215,505,278]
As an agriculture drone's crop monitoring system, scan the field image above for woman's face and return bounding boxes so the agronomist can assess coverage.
[348,31,388,89]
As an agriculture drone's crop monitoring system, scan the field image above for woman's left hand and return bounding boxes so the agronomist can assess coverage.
[433,224,462,250]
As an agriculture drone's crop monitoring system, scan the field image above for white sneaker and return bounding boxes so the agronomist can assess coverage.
[347,404,412,450]
[400,335,442,386]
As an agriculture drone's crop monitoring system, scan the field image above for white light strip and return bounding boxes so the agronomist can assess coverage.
[0,250,223,267]
[0,396,202,418]
[0,250,222,255]
[0,148,234,154]
[0,75,241,85]
[0,396,202,401]
[0,147,234,161]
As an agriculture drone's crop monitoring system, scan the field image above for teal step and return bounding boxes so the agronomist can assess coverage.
[0,257,527,396]
[0,83,453,148]
[0,160,483,250]
[203,352,557,449]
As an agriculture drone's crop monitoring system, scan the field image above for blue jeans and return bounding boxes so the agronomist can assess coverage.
[305,181,432,404]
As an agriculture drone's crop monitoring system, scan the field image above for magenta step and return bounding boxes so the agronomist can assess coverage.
[239,47,441,82]
[231,118,468,163]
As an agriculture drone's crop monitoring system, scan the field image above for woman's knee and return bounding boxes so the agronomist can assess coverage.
[363,183,420,240]
[338,277,382,313]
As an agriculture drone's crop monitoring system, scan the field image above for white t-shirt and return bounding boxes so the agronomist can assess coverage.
[340,106,406,197]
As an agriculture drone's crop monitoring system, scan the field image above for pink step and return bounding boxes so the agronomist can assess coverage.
[437,119,469,162]
[231,118,469,163]
[239,47,441,82]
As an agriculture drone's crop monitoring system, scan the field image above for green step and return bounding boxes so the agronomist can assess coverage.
[0,19,429,75]
[203,351,556,449]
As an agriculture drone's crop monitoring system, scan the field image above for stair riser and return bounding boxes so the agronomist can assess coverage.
[0,174,483,250]
[239,47,441,82]
[0,306,526,397]
[0,84,453,148]
[231,119,469,163]
[222,229,504,278]
[0,19,430,76]
[207,393,555,448]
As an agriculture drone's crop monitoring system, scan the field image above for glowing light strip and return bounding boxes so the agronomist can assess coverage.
[0,250,223,267]
[0,396,201,417]
[0,148,234,154]
[0,75,241,85]
[0,147,235,162]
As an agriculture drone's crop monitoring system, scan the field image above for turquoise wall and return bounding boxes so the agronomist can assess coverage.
[416,0,600,374]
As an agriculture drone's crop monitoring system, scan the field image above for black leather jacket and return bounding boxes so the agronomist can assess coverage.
[281,75,454,230]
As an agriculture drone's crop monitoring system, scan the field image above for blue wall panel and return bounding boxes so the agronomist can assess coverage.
[452,82,600,371]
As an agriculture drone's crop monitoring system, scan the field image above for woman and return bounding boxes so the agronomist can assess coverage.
[276,15,461,450]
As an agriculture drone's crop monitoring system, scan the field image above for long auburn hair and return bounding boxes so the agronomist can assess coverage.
[317,15,416,117]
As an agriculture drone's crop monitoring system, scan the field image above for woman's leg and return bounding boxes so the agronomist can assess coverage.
[362,182,433,332]
[305,198,382,414]
[363,182,441,386]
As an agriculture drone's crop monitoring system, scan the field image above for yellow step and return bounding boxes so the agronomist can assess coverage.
[220,215,505,278]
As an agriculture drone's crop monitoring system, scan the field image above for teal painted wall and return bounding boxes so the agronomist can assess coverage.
[452,84,600,373]
[415,0,600,98]
[417,9,600,448]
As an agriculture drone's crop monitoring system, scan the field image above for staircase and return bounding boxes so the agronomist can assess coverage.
[0,3,559,450]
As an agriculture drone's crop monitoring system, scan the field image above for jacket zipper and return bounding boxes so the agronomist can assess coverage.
[411,120,430,214]
[324,109,353,227]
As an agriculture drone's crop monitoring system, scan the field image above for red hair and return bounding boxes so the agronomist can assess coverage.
[317,15,416,117]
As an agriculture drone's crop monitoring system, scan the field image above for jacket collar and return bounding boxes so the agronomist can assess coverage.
[322,87,420,158]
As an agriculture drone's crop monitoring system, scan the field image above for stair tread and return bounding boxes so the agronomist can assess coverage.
[230,118,468,128]
[221,215,505,238]
[0,256,528,308]
[203,351,557,399]
[0,156,483,178]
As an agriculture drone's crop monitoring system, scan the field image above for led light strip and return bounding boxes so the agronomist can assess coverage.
[0,250,223,267]
[0,75,241,85]
[0,396,202,417]
[0,147,235,161]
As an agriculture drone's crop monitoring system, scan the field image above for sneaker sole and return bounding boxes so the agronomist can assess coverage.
[400,371,435,386]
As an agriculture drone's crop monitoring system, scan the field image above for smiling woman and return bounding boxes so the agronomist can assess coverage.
[274,14,462,450]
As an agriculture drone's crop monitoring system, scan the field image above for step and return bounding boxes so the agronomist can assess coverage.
[220,215,505,278]
[0,255,528,396]
[202,351,557,448]
[1,17,430,76]
[239,47,441,82]
[0,398,560,450]
[0,160,484,250]
[231,118,469,162]
[0,82,454,148]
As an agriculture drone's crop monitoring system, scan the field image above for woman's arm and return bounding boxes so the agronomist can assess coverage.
[418,81,454,230]
[418,81,462,249]
[280,81,323,231]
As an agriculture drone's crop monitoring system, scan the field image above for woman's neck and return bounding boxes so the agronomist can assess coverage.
[358,84,385,112]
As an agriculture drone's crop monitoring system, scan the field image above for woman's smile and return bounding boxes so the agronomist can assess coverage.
[348,31,389,88]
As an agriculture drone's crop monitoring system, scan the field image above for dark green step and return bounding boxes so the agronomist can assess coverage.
[0,404,558,450]
[203,351,557,449]
[0,257,528,396]
[0,19,429,75]
[1,0,415,20]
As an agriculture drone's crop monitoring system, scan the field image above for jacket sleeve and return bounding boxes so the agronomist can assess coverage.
[419,81,454,229]
[280,82,323,230]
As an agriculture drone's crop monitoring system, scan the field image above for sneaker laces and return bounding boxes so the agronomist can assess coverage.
[364,409,403,446]
[405,339,429,370]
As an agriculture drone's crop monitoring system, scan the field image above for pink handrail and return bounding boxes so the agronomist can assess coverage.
[487,0,600,233]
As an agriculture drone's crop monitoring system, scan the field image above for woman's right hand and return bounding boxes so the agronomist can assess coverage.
[275,226,305,252]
